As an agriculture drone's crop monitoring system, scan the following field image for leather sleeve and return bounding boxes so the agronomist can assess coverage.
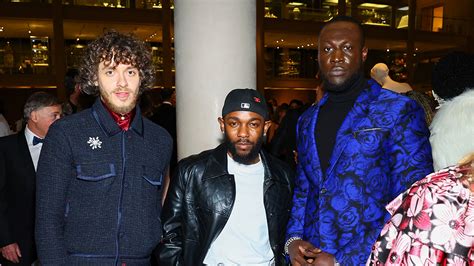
[157,163,187,266]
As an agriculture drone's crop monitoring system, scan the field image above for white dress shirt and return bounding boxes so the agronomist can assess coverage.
[24,126,42,171]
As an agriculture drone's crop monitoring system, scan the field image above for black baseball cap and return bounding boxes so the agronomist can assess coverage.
[222,88,269,120]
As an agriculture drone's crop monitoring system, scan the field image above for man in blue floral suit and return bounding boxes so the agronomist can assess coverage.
[285,16,433,265]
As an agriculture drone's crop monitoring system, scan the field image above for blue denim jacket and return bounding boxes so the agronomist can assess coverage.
[36,99,172,265]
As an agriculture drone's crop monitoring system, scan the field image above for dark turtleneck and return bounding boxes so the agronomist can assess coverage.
[316,74,366,176]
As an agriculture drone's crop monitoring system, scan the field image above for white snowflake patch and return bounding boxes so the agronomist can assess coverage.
[87,137,102,150]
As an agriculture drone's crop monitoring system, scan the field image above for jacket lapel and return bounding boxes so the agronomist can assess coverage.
[300,98,325,183]
[17,132,36,176]
[202,144,229,180]
[326,80,381,178]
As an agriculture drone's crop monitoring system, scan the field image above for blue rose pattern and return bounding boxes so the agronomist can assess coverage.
[286,79,433,265]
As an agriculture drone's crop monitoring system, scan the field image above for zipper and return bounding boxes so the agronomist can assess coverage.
[114,131,126,266]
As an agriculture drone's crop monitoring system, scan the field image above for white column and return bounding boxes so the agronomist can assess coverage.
[175,0,256,159]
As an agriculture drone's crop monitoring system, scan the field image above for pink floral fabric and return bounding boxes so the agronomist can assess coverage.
[368,166,474,265]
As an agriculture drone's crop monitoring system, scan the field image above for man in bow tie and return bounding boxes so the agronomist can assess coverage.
[0,92,61,265]
[35,31,173,265]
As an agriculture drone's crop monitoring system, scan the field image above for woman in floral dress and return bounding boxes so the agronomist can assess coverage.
[368,154,474,265]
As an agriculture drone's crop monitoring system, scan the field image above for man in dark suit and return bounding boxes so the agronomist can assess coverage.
[151,88,177,172]
[0,92,61,265]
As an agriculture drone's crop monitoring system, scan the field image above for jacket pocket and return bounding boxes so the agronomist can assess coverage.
[76,163,116,181]
[142,165,163,186]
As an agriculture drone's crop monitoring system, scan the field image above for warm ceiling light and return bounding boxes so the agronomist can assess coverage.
[76,37,80,41]
[287,2,305,7]
[28,30,32,34]
[0,26,3,32]
[359,3,390,9]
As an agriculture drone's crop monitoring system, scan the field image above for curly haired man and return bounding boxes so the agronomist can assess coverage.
[35,31,173,265]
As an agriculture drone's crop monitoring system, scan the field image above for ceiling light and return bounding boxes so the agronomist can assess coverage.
[0,26,3,32]
[287,2,305,7]
[359,3,389,9]
[398,6,409,11]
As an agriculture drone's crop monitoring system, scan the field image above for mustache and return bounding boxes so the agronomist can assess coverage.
[112,87,131,93]
[234,138,253,144]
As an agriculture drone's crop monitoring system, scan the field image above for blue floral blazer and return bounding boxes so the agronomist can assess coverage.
[286,79,433,265]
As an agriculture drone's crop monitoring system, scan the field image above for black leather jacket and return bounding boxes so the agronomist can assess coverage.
[158,144,294,265]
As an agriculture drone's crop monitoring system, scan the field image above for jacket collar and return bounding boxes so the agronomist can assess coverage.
[203,143,279,183]
[91,98,144,137]
[18,129,35,175]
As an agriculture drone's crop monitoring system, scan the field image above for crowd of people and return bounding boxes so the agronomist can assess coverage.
[0,15,473,266]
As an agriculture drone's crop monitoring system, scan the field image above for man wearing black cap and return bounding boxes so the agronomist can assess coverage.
[158,88,294,265]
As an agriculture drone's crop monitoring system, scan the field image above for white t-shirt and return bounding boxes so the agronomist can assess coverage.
[203,154,274,266]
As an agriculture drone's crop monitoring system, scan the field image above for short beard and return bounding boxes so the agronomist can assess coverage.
[321,70,363,93]
[101,88,138,114]
[225,133,263,165]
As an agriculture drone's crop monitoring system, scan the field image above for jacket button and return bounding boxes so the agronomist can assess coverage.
[124,182,129,188]
[320,188,327,194]
[269,212,273,217]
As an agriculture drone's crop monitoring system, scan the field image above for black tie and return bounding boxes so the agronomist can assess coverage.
[33,136,44,146]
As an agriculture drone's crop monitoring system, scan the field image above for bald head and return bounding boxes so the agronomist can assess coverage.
[370,63,390,85]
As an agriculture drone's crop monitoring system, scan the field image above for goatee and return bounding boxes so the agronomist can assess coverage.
[101,88,137,114]
[225,133,263,165]
[321,66,364,93]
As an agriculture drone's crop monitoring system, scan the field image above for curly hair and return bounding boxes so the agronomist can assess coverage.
[78,30,155,96]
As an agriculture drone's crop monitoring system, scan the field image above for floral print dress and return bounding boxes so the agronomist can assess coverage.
[368,166,474,265]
